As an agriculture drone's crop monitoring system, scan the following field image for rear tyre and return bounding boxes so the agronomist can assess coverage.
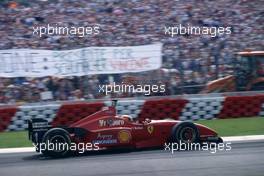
[42,128,71,158]
[171,122,200,144]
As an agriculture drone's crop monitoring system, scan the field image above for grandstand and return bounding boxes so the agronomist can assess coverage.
[0,0,263,103]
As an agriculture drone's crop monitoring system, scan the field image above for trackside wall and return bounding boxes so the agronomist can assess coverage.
[1,95,264,131]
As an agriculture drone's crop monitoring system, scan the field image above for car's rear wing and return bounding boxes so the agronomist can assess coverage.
[28,118,51,143]
[28,118,88,144]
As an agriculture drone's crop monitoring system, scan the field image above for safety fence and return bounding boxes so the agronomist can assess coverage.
[1,95,264,131]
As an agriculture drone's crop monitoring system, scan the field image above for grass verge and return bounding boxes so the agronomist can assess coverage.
[196,117,264,136]
[0,131,32,148]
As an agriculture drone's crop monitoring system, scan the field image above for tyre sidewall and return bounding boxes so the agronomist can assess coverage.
[42,128,71,157]
[171,122,200,144]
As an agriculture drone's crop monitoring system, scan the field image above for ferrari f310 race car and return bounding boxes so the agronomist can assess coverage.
[28,100,223,157]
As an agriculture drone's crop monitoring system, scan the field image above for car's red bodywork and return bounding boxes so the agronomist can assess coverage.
[68,106,219,150]
[28,102,222,156]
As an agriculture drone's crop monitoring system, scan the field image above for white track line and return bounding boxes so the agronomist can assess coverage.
[222,135,264,142]
[0,147,35,154]
[0,135,264,154]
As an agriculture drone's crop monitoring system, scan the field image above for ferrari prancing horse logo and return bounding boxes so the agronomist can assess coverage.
[147,126,154,134]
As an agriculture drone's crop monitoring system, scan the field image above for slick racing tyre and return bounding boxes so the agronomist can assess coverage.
[42,128,71,158]
[171,122,200,144]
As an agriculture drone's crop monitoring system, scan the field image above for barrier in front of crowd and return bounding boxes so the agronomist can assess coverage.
[1,93,264,131]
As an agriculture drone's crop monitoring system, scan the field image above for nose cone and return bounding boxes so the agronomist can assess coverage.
[195,123,218,136]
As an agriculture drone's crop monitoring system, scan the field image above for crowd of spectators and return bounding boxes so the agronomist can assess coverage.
[0,0,263,103]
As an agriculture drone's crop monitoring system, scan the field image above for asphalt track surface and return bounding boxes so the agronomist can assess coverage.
[0,141,264,176]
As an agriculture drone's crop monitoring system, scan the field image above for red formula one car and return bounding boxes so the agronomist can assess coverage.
[28,100,223,157]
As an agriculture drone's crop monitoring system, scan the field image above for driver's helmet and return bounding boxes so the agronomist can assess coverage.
[121,115,134,122]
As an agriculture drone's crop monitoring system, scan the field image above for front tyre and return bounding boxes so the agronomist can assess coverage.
[171,122,200,144]
[42,128,71,158]
[217,137,223,144]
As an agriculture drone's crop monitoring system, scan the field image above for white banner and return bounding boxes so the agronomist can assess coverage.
[0,43,162,77]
